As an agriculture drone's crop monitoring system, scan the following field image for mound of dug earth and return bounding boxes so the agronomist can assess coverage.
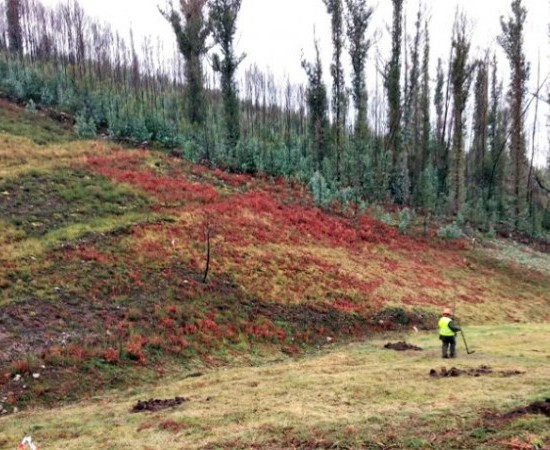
[384,341,423,351]
[484,399,550,428]
[429,365,524,378]
[502,398,550,418]
[131,396,186,413]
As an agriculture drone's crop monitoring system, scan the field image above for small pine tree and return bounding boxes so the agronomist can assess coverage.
[309,170,332,207]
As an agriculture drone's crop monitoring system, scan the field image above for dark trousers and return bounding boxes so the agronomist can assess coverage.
[440,335,456,358]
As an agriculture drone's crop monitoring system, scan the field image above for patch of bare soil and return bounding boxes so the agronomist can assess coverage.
[205,439,371,450]
[500,399,550,419]
[429,365,524,378]
[0,293,127,364]
[482,398,550,442]
[371,307,437,331]
[158,419,182,433]
[131,396,186,413]
[246,299,370,338]
[384,341,423,351]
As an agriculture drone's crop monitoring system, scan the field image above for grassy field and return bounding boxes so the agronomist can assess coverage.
[1,324,549,449]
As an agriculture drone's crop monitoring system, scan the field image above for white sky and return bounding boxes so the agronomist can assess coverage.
[39,0,550,164]
[39,0,550,80]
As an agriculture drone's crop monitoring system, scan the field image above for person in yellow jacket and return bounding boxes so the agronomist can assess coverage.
[438,307,461,358]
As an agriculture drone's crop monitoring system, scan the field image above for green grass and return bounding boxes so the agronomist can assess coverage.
[0,168,150,237]
[0,101,73,145]
[0,324,548,449]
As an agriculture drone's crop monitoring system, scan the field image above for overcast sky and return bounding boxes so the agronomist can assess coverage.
[39,0,550,163]
[39,0,550,80]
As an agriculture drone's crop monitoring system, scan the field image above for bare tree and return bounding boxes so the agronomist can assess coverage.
[470,56,489,195]
[346,0,373,137]
[209,0,245,152]
[0,1,8,51]
[385,0,406,203]
[302,37,330,170]
[6,0,23,55]
[323,0,346,181]
[498,0,530,229]
[449,12,475,215]
[420,19,431,171]
[161,0,210,126]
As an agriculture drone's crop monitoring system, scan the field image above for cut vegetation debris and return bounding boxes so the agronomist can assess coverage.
[429,365,525,378]
[131,396,187,413]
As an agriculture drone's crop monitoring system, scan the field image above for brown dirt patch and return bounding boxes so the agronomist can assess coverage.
[204,439,372,450]
[429,365,524,378]
[131,396,187,413]
[500,399,550,419]
[482,398,550,439]
[384,341,423,351]
[0,294,127,364]
[246,299,370,338]
[370,307,437,331]
[0,169,148,237]
[158,419,182,433]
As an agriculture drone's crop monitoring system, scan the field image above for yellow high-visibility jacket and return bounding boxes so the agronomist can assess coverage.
[438,316,458,337]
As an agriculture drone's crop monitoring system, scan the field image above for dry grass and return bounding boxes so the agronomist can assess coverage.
[0,213,156,263]
[1,324,549,449]
[484,239,550,276]
[0,136,107,178]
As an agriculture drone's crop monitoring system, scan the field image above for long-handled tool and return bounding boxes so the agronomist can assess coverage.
[459,330,475,355]
[452,296,475,355]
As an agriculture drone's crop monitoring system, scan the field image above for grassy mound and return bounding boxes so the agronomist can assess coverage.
[0,98,73,146]
[0,168,149,236]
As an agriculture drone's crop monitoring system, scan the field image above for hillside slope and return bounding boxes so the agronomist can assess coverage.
[0,101,549,410]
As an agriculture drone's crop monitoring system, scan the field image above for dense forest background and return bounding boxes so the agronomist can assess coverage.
[0,0,549,239]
